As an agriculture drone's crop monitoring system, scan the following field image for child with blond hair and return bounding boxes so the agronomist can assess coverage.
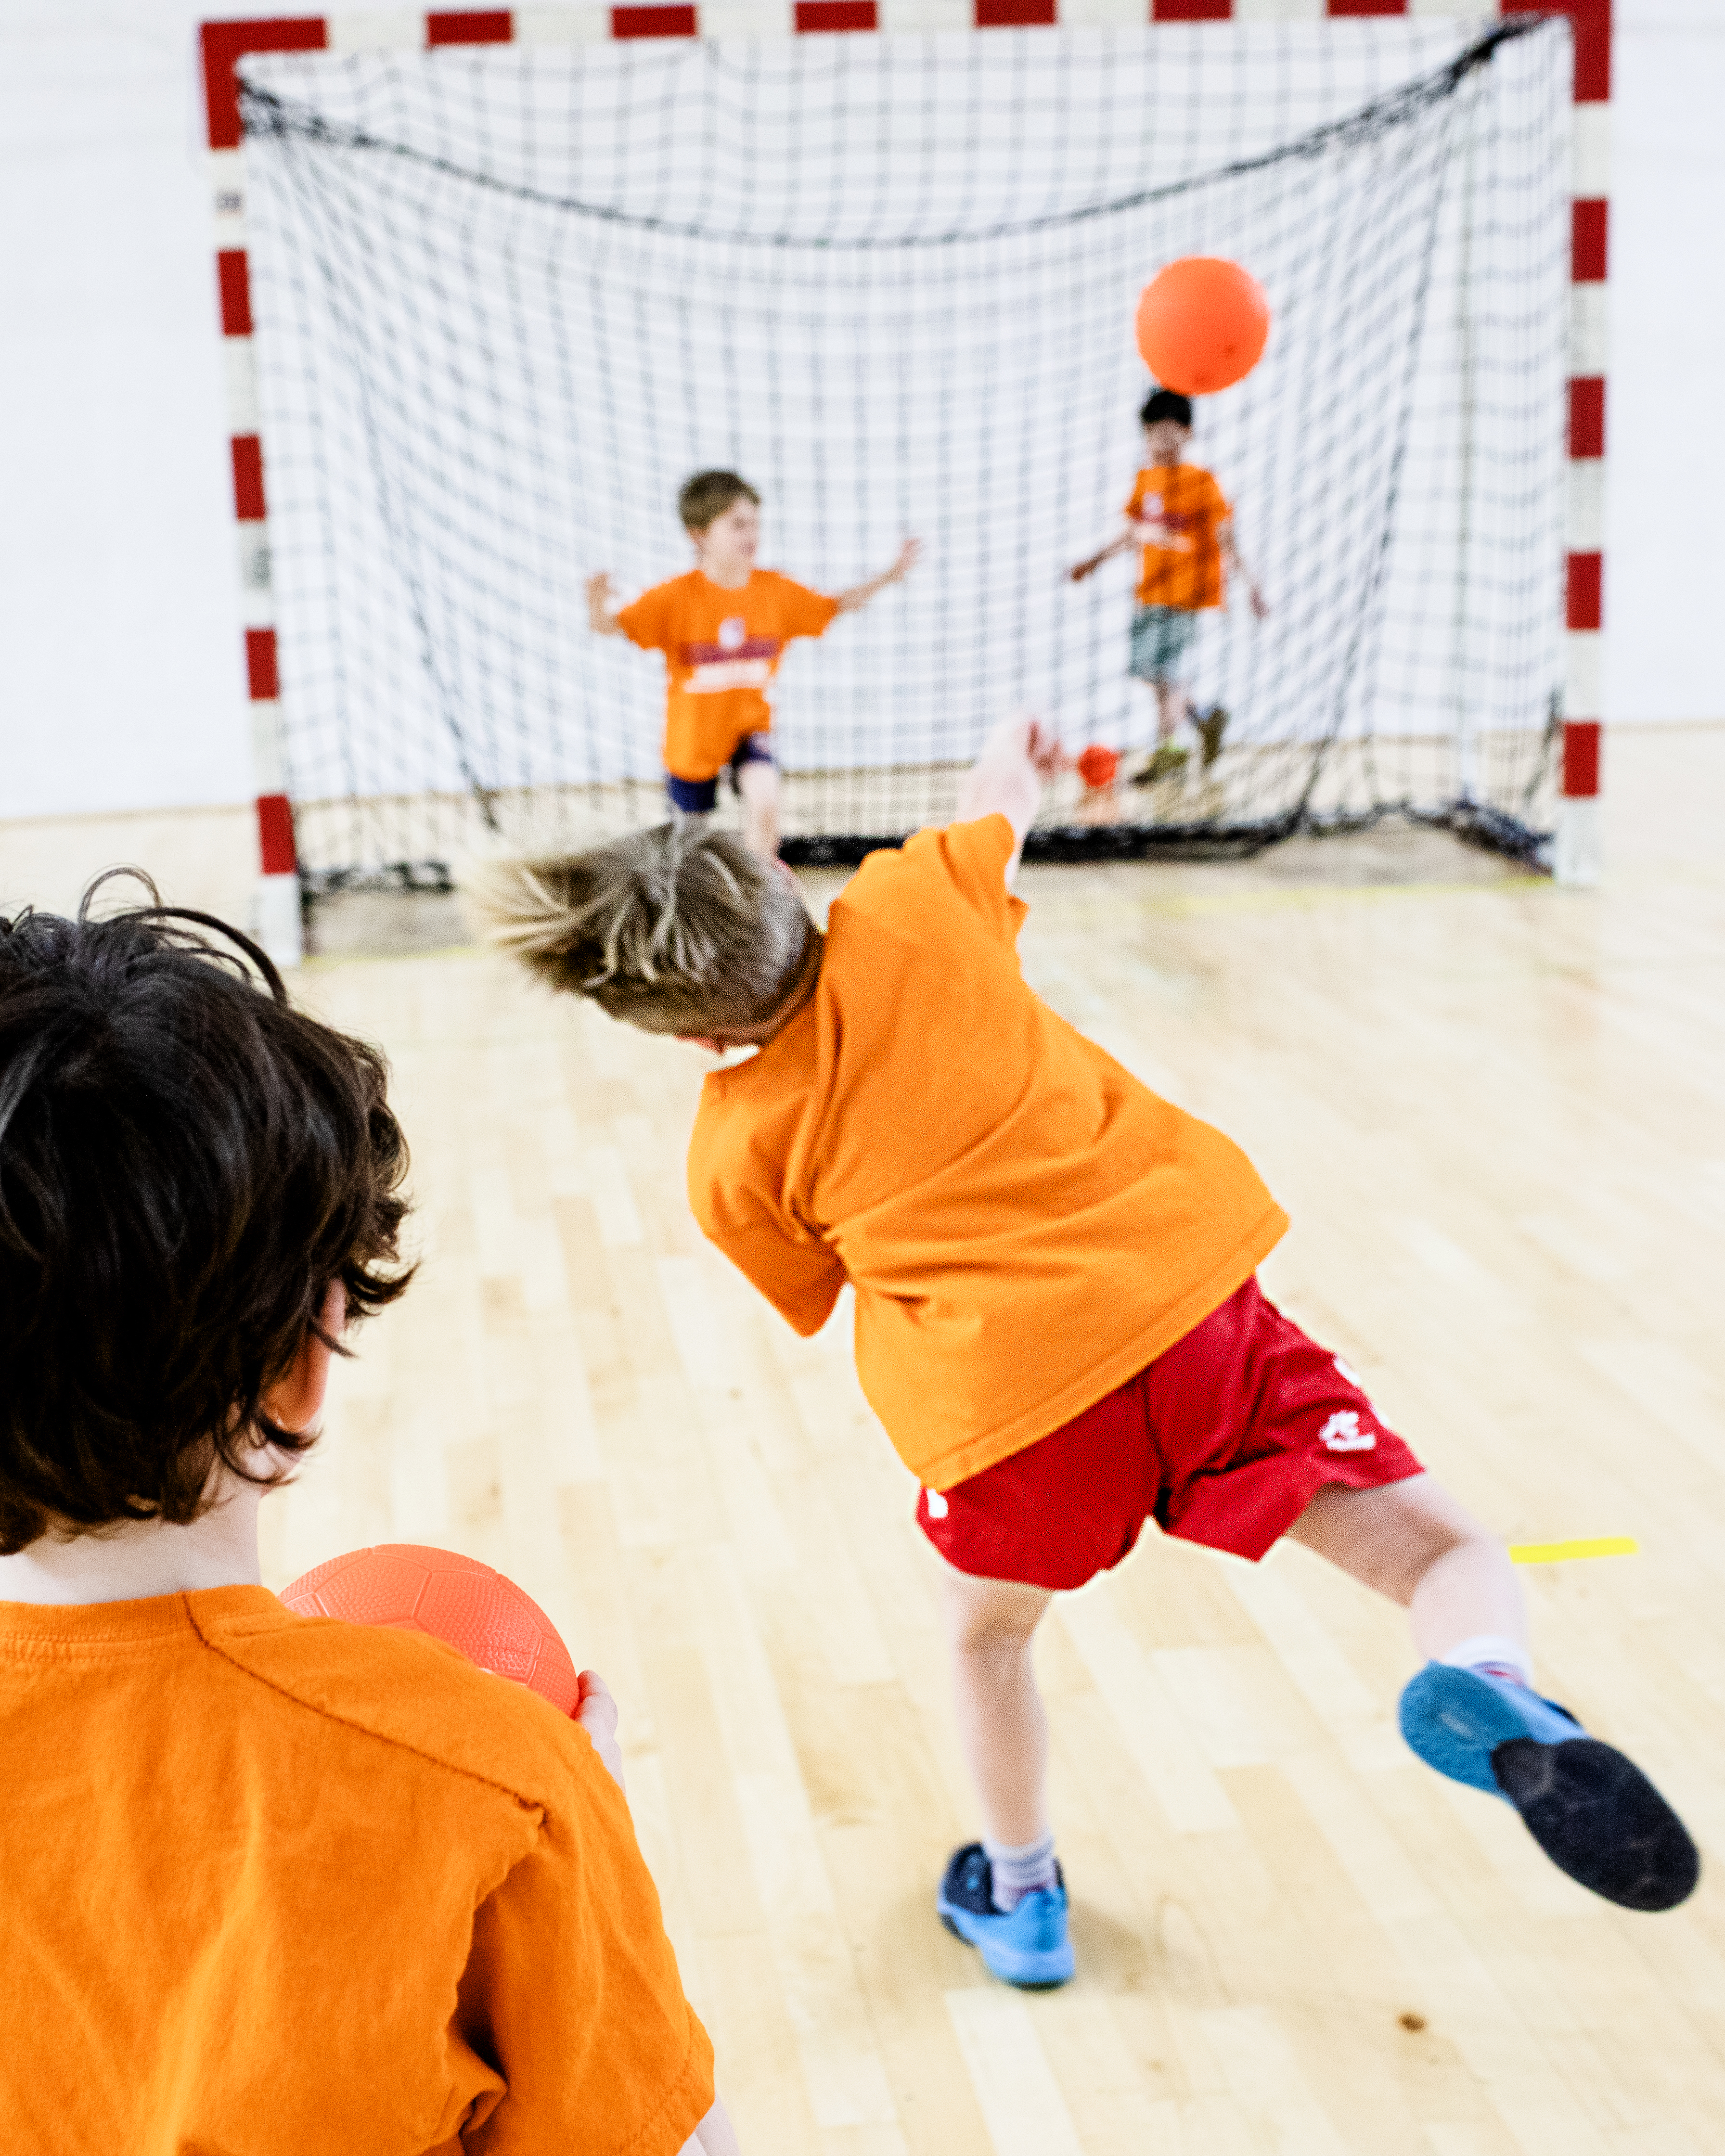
[470,727,1696,1987]
[0,887,738,2154]
[589,469,918,860]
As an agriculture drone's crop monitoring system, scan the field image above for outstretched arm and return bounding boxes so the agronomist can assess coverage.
[1070,513,1173,582]
[834,538,921,615]
[1068,528,1133,583]
[1220,521,1268,619]
[955,716,1068,884]
[587,571,628,637]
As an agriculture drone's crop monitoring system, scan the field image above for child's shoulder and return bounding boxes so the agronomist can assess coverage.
[201,1594,599,1815]
[834,817,1019,942]
[634,566,704,606]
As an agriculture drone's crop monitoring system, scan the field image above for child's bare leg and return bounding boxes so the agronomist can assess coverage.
[1285,1472,1527,1666]
[1153,678,1189,745]
[936,1560,1074,1980]
[940,1563,1055,1848]
[1288,1471,1697,1910]
[735,758,782,862]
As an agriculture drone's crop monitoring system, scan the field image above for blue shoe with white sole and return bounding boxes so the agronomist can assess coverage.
[1399,1663,1698,1912]
[938,1844,1074,1988]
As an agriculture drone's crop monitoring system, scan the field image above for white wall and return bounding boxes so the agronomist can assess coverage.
[0,2,1718,837]
[1606,0,1725,722]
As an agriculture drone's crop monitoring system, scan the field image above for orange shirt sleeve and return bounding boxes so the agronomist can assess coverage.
[694,1166,846,1336]
[455,1750,715,2155]
[775,575,842,642]
[615,580,673,654]
[887,817,1028,943]
[1123,472,1146,520]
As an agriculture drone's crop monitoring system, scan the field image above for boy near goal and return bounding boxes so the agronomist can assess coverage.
[589,470,918,860]
[472,720,1698,1987]
[1071,389,1267,784]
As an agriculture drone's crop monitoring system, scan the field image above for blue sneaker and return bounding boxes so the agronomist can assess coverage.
[1399,1663,1698,1912]
[937,1844,1074,1989]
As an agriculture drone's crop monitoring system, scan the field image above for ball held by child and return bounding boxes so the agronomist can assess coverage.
[281,1543,582,1717]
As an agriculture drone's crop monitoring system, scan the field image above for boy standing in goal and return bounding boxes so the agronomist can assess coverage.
[470,723,1697,1988]
[1071,389,1267,784]
[589,471,919,860]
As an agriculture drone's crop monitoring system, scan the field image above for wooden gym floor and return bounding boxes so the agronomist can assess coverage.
[267,725,1725,2156]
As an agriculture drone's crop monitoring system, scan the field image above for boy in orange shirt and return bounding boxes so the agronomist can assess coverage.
[1071,389,1267,782]
[0,891,737,2156]
[471,725,1697,1988]
[589,469,919,860]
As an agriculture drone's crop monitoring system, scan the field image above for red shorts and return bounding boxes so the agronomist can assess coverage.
[916,1277,1423,1591]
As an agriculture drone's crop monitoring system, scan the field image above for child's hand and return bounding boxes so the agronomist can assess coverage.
[1249,585,1270,621]
[575,1669,626,1792]
[1021,716,1069,781]
[889,538,922,584]
[586,572,618,632]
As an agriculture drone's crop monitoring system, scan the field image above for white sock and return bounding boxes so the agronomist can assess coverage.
[1439,1633,1533,1687]
[982,1830,1058,1912]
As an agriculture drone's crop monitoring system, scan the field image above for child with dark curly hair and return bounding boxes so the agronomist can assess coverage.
[0,882,734,2156]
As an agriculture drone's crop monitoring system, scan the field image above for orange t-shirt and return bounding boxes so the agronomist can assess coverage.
[0,1586,713,2156]
[1126,462,1230,610]
[616,568,841,782]
[686,815,1288,1490]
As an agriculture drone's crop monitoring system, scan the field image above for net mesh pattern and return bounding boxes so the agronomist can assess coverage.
[236,19,1571,882]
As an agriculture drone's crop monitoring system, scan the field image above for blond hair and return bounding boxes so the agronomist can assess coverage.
[463,823,815,1037]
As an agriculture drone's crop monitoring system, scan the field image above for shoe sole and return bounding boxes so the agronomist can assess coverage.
[1401,1667,1698,1912]
[937,1899,1075,1989]
[1492,1736,1699,1912]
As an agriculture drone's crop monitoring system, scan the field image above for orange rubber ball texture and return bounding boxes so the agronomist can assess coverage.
[1135,257,1271,396]
[281,1543,582,1716]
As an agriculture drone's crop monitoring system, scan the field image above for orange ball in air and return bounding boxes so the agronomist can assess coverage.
[1135,257,1271,396]
[281,1543,582,1716]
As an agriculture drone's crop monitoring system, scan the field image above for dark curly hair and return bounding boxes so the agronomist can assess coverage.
[0,878,413,1553]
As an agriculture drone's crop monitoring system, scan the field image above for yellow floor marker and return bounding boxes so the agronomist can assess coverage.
[1510,1537,1639,1565]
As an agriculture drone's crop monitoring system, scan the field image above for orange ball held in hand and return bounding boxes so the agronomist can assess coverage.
[1135,257,1271,396]
[281,1544,582,1717]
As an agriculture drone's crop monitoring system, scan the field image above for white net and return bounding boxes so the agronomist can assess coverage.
[237,18,1571,880]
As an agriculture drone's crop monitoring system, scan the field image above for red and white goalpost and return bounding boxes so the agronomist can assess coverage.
[201,0,1609,966]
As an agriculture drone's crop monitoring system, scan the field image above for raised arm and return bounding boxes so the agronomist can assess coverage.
[954,716,1068,883]
[587,571,628,637]
[834,538,920,615]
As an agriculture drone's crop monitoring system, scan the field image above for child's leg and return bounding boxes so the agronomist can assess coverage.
[935,1559,1074,1985]
[1153,677,1190,745]
[734,755,781,862]
[1283,1472,1526,1668]
[940,1564,1055,1849]
[1286,1472,1697,1911]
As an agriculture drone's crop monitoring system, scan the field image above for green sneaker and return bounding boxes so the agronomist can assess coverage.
[1132,741,1189,788]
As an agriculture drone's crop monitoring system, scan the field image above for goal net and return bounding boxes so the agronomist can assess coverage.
[235,17,1571,884]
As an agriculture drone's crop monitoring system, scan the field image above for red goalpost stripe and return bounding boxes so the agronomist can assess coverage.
[200,18,328,151]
